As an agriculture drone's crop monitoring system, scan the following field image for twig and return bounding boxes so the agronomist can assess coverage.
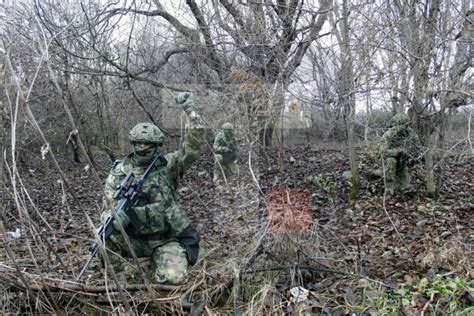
[421,292,435,316]
[242,264,394,289]
[466,106,472,154]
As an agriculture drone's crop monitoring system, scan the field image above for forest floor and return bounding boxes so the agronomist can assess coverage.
[0,143,472,315]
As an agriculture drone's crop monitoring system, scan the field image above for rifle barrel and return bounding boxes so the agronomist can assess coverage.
[75,246,98,283]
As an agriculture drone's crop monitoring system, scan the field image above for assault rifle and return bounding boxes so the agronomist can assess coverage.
[75,154,165,282]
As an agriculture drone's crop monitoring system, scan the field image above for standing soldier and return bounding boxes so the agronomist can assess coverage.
[100,92,205,285]
[380,113,421,195]
[213,123,240,183]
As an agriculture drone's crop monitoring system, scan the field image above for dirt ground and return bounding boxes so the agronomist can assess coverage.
[0,144,472,314]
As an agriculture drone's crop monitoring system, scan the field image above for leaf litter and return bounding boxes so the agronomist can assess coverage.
[0,146,472,314]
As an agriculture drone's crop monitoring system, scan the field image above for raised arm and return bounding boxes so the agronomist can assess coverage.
[165,92,207,188]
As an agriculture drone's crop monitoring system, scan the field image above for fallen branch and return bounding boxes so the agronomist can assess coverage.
[9,282,181,293]
[421,292,435,316]
[0,263,181,294]
[242,264,394,288]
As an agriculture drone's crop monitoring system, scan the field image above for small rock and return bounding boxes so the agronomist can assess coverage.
[341,171,352,181]
[440,231,452,238]
[417,205,429,213]
[289,286,309,303]
[178,186,191,194]
[3,228,21,239]
[416,219,428,227]
[357,278,369,287]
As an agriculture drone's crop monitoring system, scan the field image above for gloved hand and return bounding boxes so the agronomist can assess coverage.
[399,149,408,158]
[100,210,111,225]
[112,208,131,230]
[387,148,401,157]
[175,92,195,114]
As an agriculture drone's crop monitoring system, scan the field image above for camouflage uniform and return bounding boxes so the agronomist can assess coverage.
[380,113,421,195]
[213,123,240,183]
[101,93,204,285]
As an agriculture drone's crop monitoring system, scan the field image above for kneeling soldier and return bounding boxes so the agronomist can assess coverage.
[101,92,205,284]
[380,113,421,195]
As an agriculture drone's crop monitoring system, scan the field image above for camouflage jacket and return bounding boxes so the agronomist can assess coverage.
[103,112,205,241]
[380,126,421,160]
[213,131,237,164]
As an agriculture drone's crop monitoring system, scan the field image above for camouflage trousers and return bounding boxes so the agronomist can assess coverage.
[213,154,240,183]
[100,230,188,285]
[383,157,411,194]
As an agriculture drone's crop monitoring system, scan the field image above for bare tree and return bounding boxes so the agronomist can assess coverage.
[381,0,472,197]
[57,0,334,147]
[336,0,360,201]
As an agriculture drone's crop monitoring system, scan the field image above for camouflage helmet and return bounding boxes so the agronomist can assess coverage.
[222,122,234,130]
[128,122,164,146]
[390,113,410,126]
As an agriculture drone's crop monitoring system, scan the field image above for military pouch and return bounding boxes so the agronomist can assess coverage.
[178,224,200,266]
[136,206,168,235]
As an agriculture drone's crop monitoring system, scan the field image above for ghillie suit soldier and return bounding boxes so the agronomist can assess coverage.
[101,92,205,285]
[229,69,272,147]
[213,123,240,183]
[380,113,422,195]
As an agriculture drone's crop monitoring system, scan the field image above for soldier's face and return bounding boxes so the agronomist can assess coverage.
[137,142,154,150]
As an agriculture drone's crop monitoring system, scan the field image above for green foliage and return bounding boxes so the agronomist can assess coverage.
[239,272,284,314]
[360,285,401,314]
[416,200,444,215]
[305,172,338,206]
[305,172,337,192]
[357,275,473,315]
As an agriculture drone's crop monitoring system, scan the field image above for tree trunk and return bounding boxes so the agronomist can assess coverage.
[340,0,360,203]
[62,56,96,167]
[94,73,119,162]
[0,62,7,184]
[424,123,438,197]
[364,79,372,144]
[67,129,81,163]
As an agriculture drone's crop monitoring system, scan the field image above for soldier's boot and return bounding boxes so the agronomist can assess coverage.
[213,172,221,184]
[100,231,151,283]
[398,167,413,194]
[152,241,188,285]
[121,257,154,284]
[212,167,224,186]
[213,156,224,184]
[385,182,395,196]
[100,250,129,282]
[384,157,397,195]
